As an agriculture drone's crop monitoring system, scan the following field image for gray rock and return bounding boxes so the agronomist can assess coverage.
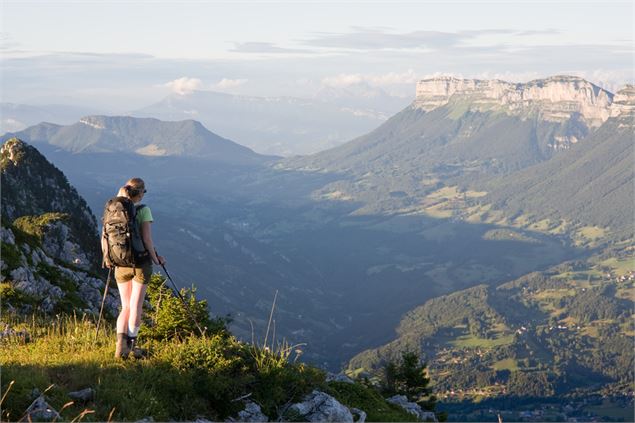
[1,227,15,244]
[326,372,354,384]
[41,221,90,270]
[22,395,60,422]
[289,390,353,422]
[68,387,95,403]
[387,395,437,422]
[419,411,437,422]
[226,401,269,422]
[12,266,64,313]
[0,323,30,342]
[135,417,154,423]
[31,249,42,266]
[350,408,367,423]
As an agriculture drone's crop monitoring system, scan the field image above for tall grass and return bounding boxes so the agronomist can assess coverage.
[0,310,323,422]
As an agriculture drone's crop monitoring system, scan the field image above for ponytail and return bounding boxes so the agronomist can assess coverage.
[118,178,146,199]
[124,184,141,197]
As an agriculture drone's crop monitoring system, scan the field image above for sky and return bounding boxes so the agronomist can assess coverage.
[1,0,633,111]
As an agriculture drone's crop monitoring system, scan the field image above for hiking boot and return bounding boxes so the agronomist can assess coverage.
[127,336,148,359]
[127,336,136,351]
[132,346,148,359]
[115,333,130,359]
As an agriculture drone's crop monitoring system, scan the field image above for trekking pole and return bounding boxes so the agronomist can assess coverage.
[160,263,206,337]
[95,267,113,341]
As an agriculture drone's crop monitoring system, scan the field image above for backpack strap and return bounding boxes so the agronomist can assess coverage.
[135,204,151,262]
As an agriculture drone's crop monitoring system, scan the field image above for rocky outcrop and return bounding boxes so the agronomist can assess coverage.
[1,226,118,315]
[414,75,613,127]
[350,408,367,422]
[610,85,635,127]
[68,387,96,403]
[1,138,100,269]
[326,372,355,384]
[288,390,354,422]
[226,401,269,422]
[22,395,60,422]
[40,218,92,270]
[387,395,438,422]
[0,139,118,316]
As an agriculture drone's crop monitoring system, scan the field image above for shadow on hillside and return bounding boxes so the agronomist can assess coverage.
[30,147,591,371]
[2,361,228,422]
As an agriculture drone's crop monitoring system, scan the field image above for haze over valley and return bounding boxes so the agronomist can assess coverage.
[4,76,632,378]
[2,3,633,420]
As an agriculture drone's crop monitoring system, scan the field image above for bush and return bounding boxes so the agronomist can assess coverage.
[154,335,252,417]
[251,360,325,418]
[141,273,229,340]
[382,351,437,411]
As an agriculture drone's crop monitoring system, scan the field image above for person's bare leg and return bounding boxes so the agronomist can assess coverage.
[115,281,132,358]
[128,280,148,350]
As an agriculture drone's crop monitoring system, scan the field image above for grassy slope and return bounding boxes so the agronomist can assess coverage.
[0,314,418,422]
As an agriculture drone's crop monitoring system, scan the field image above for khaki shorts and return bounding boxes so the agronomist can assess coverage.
[115,263,153,284]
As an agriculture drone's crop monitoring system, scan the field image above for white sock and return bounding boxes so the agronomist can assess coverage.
[127,323,140,338]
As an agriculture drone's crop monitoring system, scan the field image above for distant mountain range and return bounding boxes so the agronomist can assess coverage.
[1,84,411,157]
[1,75,631,382]
[132,85,411,156]
[0,103,103,133]
[284,76,614,174]
[1,115,271,166]
[280,76,633,240]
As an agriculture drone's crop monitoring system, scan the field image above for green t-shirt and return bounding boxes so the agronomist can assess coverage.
[136,205,153,228]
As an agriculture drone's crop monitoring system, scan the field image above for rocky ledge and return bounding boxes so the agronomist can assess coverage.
[414,75,613,127]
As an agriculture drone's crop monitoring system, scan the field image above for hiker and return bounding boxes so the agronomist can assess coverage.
[101,177,166,359]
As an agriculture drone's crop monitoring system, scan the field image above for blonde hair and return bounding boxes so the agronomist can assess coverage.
[118,177,146,199]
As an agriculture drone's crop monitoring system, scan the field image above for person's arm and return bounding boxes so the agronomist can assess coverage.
[140,221,166,265]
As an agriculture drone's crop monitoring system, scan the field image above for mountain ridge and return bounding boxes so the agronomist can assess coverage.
[415,75,614,127]
[134,88,411,156]
[2,116,272,165]
[1,137,117,316]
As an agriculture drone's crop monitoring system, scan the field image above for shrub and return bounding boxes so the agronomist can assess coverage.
[382,351,437,411]
[154,335,252,418]
[250,360,325,418]
[141,273,229,340]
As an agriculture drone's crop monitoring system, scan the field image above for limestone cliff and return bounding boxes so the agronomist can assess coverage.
[414,75,613,128]
[610,85,635,127]
[1,138,117,316]
[1,138,101,269]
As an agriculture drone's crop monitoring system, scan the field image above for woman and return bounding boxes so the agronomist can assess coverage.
[108,177,166,359]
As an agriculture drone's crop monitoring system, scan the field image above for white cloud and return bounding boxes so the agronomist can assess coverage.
[213,78,248,90]
[164,77,202,95]
[322,69,421,88]
[367,69,420,85]
[321,74,364,88]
